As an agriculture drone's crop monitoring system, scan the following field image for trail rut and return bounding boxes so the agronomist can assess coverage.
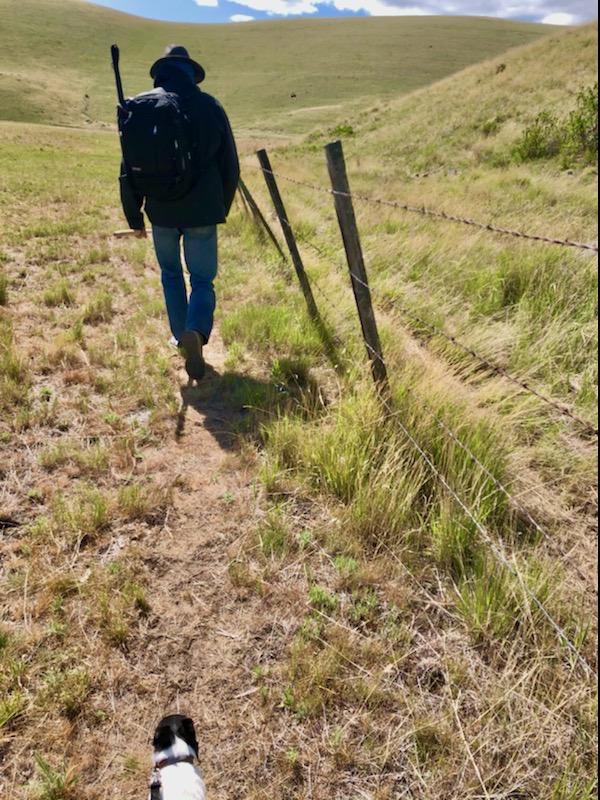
[86,333,287,799]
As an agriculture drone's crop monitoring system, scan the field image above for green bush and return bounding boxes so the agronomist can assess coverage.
[515,111,563,160]
[564,82,598,162]
[329,123,354,138]
[515,83,598,165]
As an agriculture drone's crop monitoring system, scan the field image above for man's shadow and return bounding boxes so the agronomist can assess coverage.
[175,363,277,449]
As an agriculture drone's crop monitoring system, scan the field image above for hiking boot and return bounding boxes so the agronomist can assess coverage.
[179,330,205,381]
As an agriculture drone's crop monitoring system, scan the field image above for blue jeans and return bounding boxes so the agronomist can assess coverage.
[152,225,218,344]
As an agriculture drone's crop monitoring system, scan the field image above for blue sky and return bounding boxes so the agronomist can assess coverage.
[89,0,597,25]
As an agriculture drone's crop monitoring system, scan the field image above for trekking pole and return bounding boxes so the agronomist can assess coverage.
[113,229,140,238]
[111,44,126,108]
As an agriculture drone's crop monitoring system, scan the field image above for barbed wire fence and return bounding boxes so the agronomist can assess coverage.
[384,301,598,437]
[237,139,597,677]
[294,221,598,436]
[241,162,598,437]
[256,210,597,589]
[244,163,599,253]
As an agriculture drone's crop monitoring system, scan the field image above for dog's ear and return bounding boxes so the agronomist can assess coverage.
[181,716,199,757]
[153,724,174,752]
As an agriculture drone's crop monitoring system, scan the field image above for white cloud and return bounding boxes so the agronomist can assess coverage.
[542,11,576,22]
[230,0,318,13]
[231,12,256,18]
[415,1,592,22]
[226,0,597,21]
[194,0,218,6]
[331,0,429,13]
[231,0,428,15]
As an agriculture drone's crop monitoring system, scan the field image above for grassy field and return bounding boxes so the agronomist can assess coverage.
[0,11,598,800]
[0,0,553,131]
[225,21,598,797]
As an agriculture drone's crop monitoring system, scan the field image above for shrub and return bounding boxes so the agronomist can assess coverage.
[515,83,598,165]
[515,111,563,161]
[564,82,598,163]
[329,123,354,138]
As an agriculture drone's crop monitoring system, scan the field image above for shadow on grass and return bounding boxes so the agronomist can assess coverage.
[175,362,279,449]
[313,313,345,375]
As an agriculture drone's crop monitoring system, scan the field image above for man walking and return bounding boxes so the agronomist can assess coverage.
[119,45,239,380]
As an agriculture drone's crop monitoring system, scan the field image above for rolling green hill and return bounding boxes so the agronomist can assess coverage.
[254,22,598,419]
[0,0,553,130]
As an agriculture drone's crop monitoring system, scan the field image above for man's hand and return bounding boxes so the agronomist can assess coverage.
[133,228,147,239]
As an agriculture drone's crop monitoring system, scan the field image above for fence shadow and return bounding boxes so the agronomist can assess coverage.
[312,310,345,374]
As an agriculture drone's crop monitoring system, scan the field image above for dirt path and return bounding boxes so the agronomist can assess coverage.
[93,332,288,799]
[0,190,299,797]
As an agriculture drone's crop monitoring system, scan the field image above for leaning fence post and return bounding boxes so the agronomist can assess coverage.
[237,183,251,217]
[325,140,390,397]
[256,149,320,321]
[238,178,287,262]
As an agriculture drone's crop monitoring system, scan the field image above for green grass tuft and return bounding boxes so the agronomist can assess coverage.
[0,270,8,305]
[29,754,78,800]
[43,279,75,308]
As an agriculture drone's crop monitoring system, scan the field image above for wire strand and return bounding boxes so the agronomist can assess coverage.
[246,165,599,253]
[303,223,597,593]
[416,394,596,593]
[386,403,595,676]
[291,219,597,436]
[385,300,598,437]
[241,173,599,655]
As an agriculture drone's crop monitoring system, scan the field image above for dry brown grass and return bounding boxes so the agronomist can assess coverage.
[0,21,597,800]
[218,24,598,799]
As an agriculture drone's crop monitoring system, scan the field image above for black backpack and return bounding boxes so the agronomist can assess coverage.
[111,45,196,202]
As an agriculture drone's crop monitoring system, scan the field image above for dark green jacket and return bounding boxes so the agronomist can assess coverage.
[120,70,239,229]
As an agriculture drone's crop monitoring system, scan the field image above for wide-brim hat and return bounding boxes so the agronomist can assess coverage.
[150,44,205,84]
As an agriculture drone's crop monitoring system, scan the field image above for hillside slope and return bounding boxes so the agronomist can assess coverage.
[335,20,598,173]
[225,24,598,792]
[243,21,598,501]
[0,0,552,129]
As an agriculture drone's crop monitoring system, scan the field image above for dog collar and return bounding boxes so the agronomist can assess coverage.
[149,757,196,800]
[155,755,196,770]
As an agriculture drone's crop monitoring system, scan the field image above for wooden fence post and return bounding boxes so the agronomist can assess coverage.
[324,140,390,396]
[256,149,320,322]
[238,178,287,262]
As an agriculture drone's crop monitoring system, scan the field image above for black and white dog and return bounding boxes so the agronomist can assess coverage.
[149,714,207,800]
